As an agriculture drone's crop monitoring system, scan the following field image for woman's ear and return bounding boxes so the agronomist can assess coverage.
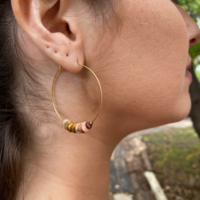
[11,0,84,73]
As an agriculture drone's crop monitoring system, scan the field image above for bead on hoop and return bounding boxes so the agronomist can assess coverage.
[51,63,103,134]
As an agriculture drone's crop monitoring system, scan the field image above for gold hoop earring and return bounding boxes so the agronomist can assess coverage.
[51,63,103,134]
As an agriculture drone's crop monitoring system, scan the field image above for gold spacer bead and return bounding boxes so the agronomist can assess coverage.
[72,123,77,133]
[67,123,74,132]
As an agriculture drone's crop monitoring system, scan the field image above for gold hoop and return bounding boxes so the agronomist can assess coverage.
[51,64,103,134]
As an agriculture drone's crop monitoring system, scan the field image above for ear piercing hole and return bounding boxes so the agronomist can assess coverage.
[55,50,58,53]
[46,46,49,48]
[66,54,69,57]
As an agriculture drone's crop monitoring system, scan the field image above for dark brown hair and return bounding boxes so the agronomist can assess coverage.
[0,0,29,200]
[0,0,114,200]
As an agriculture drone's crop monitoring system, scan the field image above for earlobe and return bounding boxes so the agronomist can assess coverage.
[11,0,84,73]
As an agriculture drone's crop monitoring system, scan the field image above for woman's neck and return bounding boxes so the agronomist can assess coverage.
[18,123,117,200]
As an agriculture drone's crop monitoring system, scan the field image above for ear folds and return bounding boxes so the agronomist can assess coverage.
[11,0,84,73]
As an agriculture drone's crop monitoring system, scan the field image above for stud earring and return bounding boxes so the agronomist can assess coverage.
[51,63,103,134]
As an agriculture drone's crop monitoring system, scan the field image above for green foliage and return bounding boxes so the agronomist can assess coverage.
[178,0,200,19]
[142,127,200,178]
[189,41,200,60]
[190,40,200,82]
[194,66,200,82]
[186,144,200,160]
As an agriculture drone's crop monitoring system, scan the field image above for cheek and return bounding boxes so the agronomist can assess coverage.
[96,0,189,123]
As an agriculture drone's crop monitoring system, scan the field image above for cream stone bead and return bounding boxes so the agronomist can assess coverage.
[81,122,89,133]
[63,119,71,129]
[75,123,81,133]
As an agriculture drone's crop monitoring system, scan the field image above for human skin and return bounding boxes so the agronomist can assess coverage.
[10,0,200,200]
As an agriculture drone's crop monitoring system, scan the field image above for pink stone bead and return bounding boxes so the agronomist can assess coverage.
[78,123,85,133]
[82,122,89,133]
